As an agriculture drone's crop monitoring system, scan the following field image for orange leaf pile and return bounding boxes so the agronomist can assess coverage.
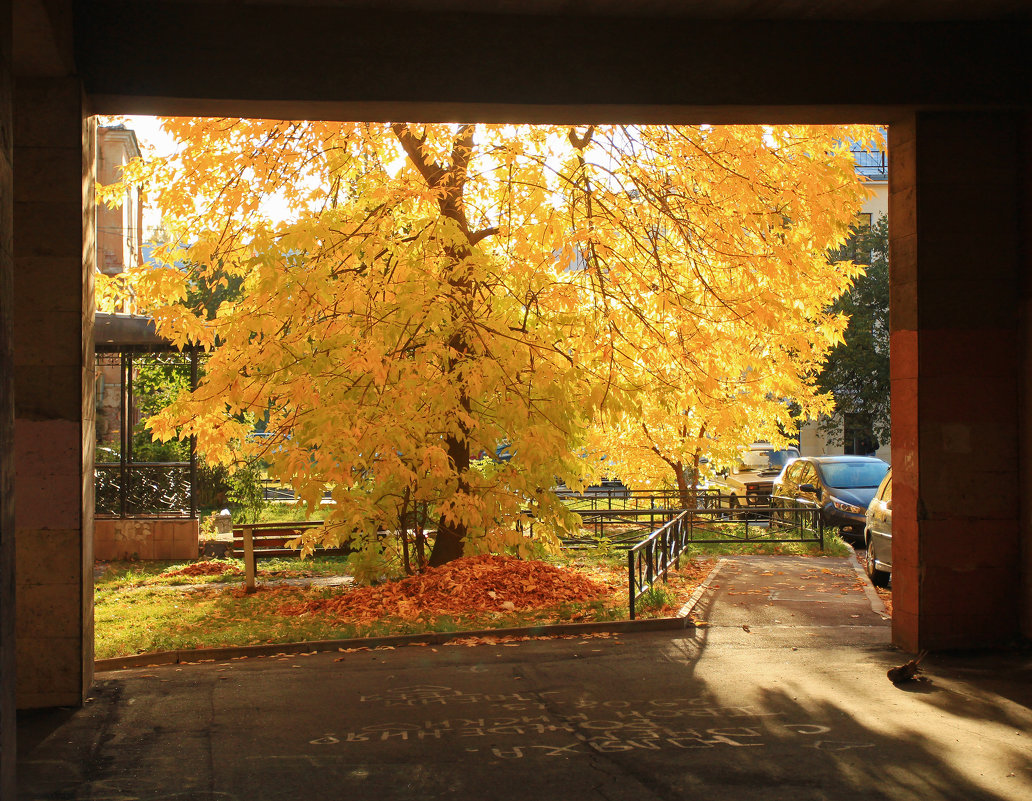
[278,554,610,623]
[164,560,243,577]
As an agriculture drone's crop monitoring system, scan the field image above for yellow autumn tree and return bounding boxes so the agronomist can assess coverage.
[102,120,877,566]
[573,126,879,504]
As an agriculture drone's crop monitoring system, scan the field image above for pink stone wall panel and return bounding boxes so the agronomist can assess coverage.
[920,519,1020,569]
[892,607,919,653]
[918,613,1016,650]
[14,419,81,530]
[94,518,198,561]
[917,329,1017,379]
[15,584,81,639]
[15,529,80,585]
[14,635,82,709]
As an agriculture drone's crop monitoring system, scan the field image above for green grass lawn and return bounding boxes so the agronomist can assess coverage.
[94,579,626,660]
[95,554,353,590]
[94,531,849,660]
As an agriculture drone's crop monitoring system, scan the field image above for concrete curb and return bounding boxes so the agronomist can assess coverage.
[95,616,694,672]
[676,557,727,618]
[847,549,891,619]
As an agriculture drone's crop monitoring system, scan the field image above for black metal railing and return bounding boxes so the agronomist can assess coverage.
[626,500,824,618]
[95,462,193,517]
[678,500,823,547]
[628,511,692,619]
[555,487,724,510]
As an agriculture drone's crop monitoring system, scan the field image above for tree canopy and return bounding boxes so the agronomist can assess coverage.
[815,213,890,451]
[101,120,879,565]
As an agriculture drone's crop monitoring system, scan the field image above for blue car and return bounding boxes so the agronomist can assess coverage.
[771,455,889,543]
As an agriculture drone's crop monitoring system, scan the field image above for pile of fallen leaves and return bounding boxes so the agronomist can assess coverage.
[164,560,243,578]
[278,554,611,623]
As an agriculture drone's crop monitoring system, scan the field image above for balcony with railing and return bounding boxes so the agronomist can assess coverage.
[853,146,888,181]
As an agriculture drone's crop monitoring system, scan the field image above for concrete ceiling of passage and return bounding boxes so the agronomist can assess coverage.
[74,1,1032,124]
[31,1,1032,124]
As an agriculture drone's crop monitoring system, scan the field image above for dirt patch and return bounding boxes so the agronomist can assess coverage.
[278,554,611,623]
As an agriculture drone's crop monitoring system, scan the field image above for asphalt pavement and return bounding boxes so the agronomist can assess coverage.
[16,555,1032,800]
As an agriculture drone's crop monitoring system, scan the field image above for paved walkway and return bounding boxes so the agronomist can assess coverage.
[17,556,1032,800]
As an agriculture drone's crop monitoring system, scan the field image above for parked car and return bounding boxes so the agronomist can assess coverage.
[711,442,800,508]
[864,467,893,587]
[771,455,889,543]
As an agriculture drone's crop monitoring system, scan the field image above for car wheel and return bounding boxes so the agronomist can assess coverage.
[865,531,890,588]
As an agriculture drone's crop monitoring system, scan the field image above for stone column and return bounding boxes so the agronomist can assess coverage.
[889,112,1023,651]
[12,78,94,708]
[1,0,16,792]
[1022,112,1032,643]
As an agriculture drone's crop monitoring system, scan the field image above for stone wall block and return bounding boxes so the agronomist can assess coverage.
[12,199,83,259]
[917,329,1017,380]
[152,521,172,543]
[916,613,1016,651]
[13,365,81,420]
[889,331,918,382]
[14,419,80,531]
[14,636,80,708]
[12,308,82,365]
[921,519,1021,570]
[13,78,85,148]
[15,528,79,585]
[920,277,1018,324]
[11,256,83,312]
[12,145,81,202]
[916,114,1018,187]
[15,583,80,639]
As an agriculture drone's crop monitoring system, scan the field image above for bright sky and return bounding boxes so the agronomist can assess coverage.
[122,115,301,230]
[125,115,176,157]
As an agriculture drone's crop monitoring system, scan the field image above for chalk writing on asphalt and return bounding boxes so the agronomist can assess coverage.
[306,686,869,756]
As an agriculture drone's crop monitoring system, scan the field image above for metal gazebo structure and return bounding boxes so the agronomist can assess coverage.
[93,313,202,559]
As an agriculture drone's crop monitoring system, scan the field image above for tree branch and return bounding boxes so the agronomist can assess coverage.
[391,123,446,187]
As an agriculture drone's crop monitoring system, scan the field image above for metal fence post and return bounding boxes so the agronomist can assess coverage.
[628,549,636,620]
[243,526,257,593]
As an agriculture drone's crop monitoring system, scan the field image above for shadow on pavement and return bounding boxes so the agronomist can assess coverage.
[16,622,1032,801]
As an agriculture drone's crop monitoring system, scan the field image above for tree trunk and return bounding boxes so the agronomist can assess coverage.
[673,462,694,509]
[429,431,471,566]
[392,124,497,568]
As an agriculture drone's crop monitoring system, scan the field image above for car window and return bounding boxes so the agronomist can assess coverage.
[768,449,799,470]
[820,461,889,489]
[880,470,892,501]
[738,447,800,472]
[798,463,817,486]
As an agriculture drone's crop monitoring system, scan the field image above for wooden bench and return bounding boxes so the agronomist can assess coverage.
[232,521,352,592]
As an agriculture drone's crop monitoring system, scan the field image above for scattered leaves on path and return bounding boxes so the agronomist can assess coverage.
[875,586,893,616]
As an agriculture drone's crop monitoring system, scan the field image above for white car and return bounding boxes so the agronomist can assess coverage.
[864,467,892,587]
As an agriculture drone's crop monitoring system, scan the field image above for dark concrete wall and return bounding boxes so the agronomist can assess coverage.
[1022,113,1032,641]
[12,77,94,708]
[77,4,1031,123]
[890,113,1025,649]
[0,21,1027,790]
[0,0,15,794]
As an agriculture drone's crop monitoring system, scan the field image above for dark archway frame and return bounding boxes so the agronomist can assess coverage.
[3,7,1031,795]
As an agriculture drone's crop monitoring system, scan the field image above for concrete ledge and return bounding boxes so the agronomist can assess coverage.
[95,616,694,672]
